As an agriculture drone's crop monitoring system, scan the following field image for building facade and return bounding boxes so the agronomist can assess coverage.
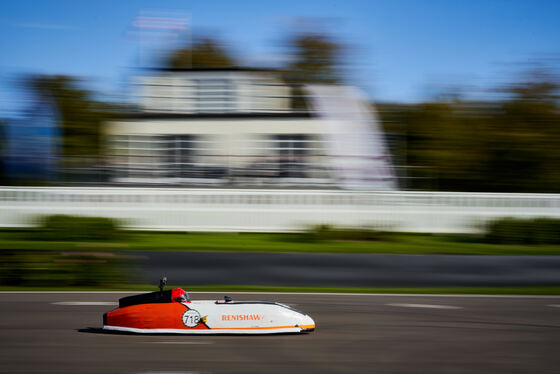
[105,68,332,186]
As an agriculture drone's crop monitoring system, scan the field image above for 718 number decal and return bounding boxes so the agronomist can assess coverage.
[182,309,201,328]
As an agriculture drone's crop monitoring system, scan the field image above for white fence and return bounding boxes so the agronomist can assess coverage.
[1,187,560,233]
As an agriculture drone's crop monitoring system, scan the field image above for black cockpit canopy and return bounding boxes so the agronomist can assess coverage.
[118,290,173,308]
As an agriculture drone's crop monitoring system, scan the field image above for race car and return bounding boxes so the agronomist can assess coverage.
[103,279,315,334]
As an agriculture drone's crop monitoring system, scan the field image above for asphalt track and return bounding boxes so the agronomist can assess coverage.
[135,251,560,287]
[1,292,560,374]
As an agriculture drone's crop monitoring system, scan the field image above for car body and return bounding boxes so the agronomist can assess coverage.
[103,288,315,334]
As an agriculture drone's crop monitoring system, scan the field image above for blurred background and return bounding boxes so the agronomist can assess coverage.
[1,1,560,191]
[2,2,560,374]
[0,0,560,289]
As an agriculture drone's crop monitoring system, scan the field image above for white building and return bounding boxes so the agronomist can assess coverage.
[105,68,333,186]
[133,67,292,114]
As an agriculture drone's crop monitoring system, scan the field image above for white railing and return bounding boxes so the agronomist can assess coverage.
[0,187,559,233]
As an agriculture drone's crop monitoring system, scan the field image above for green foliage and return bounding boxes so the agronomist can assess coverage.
[306,224,385,242]
[485,217,560,244]
[0,249,127,287]
[283,33,343,110]
[165,37,237,68]
[0,215,127,287]
[26,75,113,159]
[0,119,6,183]
[284,33,343,85]
[32,214,120,241]
[1,229,560,255]
[380,67,560,192]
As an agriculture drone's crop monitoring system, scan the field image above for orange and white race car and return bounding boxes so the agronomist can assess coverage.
[103,279,315,334]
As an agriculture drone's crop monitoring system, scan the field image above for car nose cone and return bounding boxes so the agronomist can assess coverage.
[300,314,315,331]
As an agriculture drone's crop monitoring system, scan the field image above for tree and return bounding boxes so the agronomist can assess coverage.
[0,119,5,184]
[26,75,107,159]
[282,32,344,109]
[399,101,491,191]
[284,33,343,85]
[165,37,237,69]
[483,69,560,192]
[378,67,560,193]
[26,75,132,183]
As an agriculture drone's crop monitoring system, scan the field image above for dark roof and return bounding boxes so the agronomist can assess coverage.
[120,112,312,120]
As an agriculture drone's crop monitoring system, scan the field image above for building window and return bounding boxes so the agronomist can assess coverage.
[162,135,197,178]
[274,134,310,178]
[194,79,235,112]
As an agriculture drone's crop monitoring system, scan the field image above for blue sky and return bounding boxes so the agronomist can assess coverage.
[1,0,559,116]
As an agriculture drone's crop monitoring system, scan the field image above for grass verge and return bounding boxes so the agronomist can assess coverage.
[1,230,560,255]
[1,285,560,295]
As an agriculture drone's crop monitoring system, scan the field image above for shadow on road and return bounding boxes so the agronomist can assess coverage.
[77,327,135,335]
[76,327,313,336]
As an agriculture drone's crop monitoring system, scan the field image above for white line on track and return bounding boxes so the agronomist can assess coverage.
[135,371,207,374]
[548,304,560,308]
[145,341,213,345]
[1,291,559,298]
[387,303,462,309]
[51,301,118,306]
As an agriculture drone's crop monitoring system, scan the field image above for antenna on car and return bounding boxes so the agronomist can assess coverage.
[159,277,167,293]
